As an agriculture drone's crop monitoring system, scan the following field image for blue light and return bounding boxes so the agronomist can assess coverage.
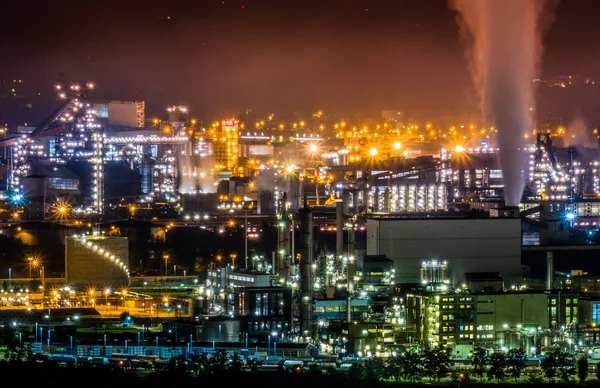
[566,212,576,220]
[480,140,489,147]
[9,193,24,205]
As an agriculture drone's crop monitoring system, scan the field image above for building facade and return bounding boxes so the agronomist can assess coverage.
[366,218,523,284]
[234,286,293,339]
[405,291,578,356]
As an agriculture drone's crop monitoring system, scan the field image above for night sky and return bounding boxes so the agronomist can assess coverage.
[2,0,600,121]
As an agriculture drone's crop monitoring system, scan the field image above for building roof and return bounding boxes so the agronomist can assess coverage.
[315,299,369,307]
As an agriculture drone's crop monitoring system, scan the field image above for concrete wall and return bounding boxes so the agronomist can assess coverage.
[366,218,522,284]
[201,320,240,342]
[108,101,138,128]
[476,293,549,329]
[65,236,129,288]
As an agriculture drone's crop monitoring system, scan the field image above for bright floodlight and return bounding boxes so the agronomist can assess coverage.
[369,147,378,157]
[309,144,318,153]
[566,212,575,220]
[455,145,465,153]
[393,142,402,150]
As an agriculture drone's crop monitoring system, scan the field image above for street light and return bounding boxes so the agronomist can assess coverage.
[271,331,278,356]
[163,254,170,276]
[27,256,41,279]
[104,288,110,306]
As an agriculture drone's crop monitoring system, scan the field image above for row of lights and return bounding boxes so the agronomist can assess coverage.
[77,237,130,278]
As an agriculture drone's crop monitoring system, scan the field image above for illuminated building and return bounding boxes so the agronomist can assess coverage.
[65,235,130,288]
[215,120,239,171]
[406,291,578,354]
[420,260,449,285]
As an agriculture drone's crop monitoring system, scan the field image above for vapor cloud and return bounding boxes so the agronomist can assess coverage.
[450,0,557,206]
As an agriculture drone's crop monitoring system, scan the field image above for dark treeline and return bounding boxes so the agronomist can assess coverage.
[4,360,600,387]
[0,361,376,388]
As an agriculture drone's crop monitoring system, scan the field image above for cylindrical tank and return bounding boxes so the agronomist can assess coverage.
[192,296,210,317]
[140,158,155,194]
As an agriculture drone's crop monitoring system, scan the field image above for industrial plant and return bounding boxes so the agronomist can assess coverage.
[0,79,599,365]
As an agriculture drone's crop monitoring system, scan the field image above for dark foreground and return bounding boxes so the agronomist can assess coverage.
[6,361,600,388]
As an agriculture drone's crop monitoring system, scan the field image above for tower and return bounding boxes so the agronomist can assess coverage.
[277,192,291,282]
[298,196,314,338]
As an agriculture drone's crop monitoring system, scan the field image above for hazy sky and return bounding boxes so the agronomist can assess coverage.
[2,0,600,121]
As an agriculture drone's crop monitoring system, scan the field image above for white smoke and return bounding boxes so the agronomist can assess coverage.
[450,0,558,206]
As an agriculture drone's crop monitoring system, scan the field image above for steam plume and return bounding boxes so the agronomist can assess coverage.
[565,116,597,149]
[450,0,556,206]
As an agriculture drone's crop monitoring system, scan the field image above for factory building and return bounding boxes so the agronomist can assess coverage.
[207,268,277,289]
[65,235,130,288]
[366,218,523,285]
[405,291,578,357]
[234,286,293,339]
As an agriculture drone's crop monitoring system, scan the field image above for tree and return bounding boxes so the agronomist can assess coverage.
[543,350,576,383]
[505,348,526,381]
[208,349,229,374]
[542,351,559,382]
[348,363,365,381]
[229,352,242,374]
[400,351,424,382]
[471,346,487,381]
[383,355,403,382]
[487,352,507,381]
[120,311,131,323]
[556,351,576,383]
[364,357,385,381]
[578,356,589,383]
[423,347,451,381]
[0,324,18,348]
[422,349,436,381]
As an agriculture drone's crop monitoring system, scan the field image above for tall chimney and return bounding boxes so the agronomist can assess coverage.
[346,216,356,323]
[277,193,291,281]
[298,196,314,337]
[546,251,554,290]
[335,199,344,259]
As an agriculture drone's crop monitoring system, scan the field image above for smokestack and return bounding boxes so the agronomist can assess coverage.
[277,193,291,282]
[335,200,344,258]
[298,196,314,337]
[346,216,357,323]
[546,251,554,290]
